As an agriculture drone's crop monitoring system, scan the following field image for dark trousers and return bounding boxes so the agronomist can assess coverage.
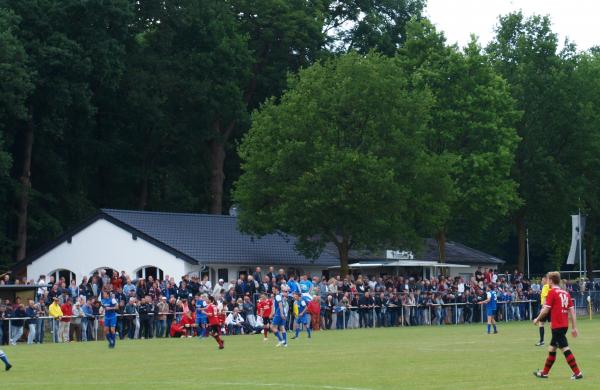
[126,318,135,339]
[324,312,332,329]
[359,310,369,328]
[140,318,153,338]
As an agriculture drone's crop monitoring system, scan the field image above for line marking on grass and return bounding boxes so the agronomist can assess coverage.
[204,382,372,390]
[4,380,372,390]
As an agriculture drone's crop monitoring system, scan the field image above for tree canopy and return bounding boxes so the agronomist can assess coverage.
[1,1,600,277]
[234,52,435,275]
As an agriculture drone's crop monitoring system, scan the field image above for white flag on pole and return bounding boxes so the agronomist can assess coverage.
[566,214,585,265]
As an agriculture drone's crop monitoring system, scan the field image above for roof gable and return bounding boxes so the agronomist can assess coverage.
[102,209,339,266]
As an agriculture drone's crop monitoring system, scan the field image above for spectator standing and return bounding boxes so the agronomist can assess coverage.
[81,299,93,342]
[70,300,83,341]
[156,296,168,337]
[308,296,321,331]
[242,296,256,328]
[25,300,37,344]
[59,299,73,342]
[124,298,138,339]
[35,301,46,343]
[10,304,26,345]
[48,297,63,343]
[68,280,79,302]
[138,296,153,339]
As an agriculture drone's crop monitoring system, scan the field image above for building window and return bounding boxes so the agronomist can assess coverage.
[135,266,164,281]
[217,268,228,282]
[49,269,76,285]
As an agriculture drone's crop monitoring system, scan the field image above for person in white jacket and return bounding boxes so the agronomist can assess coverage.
[225,307,245,335]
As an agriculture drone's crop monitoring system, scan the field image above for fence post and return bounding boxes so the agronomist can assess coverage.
[529,300,533,321]
[429,305,432,326]
[504,302,508,322]
[401,304,404,327]
[454,303,458,325]
[480,304,484,324]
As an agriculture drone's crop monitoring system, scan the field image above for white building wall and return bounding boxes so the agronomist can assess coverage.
[27,219,189,283]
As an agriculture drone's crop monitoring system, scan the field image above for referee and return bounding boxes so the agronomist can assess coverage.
[536,276,550,346]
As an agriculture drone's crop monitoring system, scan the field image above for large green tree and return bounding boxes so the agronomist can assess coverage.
[0,6,33,264]
[487,12,582,272]
[325,0,426,55]
[0,0,133,261]
[397,20,521,261]
[234,52,437,275]
[571,50,600,276]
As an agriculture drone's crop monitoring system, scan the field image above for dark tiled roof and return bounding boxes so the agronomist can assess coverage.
[102,209,339,266]
[324,238,505,265]
[419,238,505,265]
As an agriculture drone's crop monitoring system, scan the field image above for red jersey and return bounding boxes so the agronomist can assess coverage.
[544,287,574,329]
[60,303,73,323]
[180,312,195,327]
[257,299,273,317]
[206,304,220,326]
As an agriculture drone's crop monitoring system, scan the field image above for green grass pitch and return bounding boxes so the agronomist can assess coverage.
[2,320,599,389]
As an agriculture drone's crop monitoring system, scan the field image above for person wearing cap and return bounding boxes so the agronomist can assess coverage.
[49,297,63,343]
[70,298,83,341]
[213,279,227,298]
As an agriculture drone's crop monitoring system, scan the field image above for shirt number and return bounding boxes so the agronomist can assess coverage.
[559,292,569,309]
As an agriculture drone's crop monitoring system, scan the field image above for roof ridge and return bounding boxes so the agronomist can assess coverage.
[101,208,236,219]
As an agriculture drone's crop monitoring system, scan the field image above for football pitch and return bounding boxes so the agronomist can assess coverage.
[2,320,599,389]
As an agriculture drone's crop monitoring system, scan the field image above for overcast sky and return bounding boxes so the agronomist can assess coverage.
[425,0,599,50]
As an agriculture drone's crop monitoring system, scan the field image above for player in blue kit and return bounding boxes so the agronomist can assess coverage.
[271,285,289,347]
[101,290,118,348]
[478,284,498,334]
[195,294,208,338]
[291,292,311,339]
[0,349,12,371]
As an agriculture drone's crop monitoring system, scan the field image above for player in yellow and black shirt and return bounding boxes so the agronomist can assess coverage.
[536,276,551,346]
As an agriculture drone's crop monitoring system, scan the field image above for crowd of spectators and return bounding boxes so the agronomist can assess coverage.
[1,266,599,345]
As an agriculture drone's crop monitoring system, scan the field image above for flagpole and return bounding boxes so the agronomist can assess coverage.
[526,228,530,280]
[578,209,583,281]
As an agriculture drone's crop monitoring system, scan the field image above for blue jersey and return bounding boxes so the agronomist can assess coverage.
[273,294,289,317]
[299,280,312,294]
[288,281,300,295]
[296,299,308,317]
[487,291,497,310]
[196,299,207,317]
[101,297,117,320]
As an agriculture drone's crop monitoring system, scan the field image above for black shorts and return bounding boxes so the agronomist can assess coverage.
[262,316,271,326]
[539,309,551,323]
[209,324,220,334]
[550,328,569,349]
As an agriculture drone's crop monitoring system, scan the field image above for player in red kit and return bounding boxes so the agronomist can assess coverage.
[257,294,273,341]
[533,271,583,380]
[206,296,224,350]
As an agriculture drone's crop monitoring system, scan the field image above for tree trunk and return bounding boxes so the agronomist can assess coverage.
[209,138,226,214]
[586,230,593,280]
[338,239,350,277]
[15,117,34,261]
[436,230,446,263]
[137,176,148,211]
[515,212,526,273]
